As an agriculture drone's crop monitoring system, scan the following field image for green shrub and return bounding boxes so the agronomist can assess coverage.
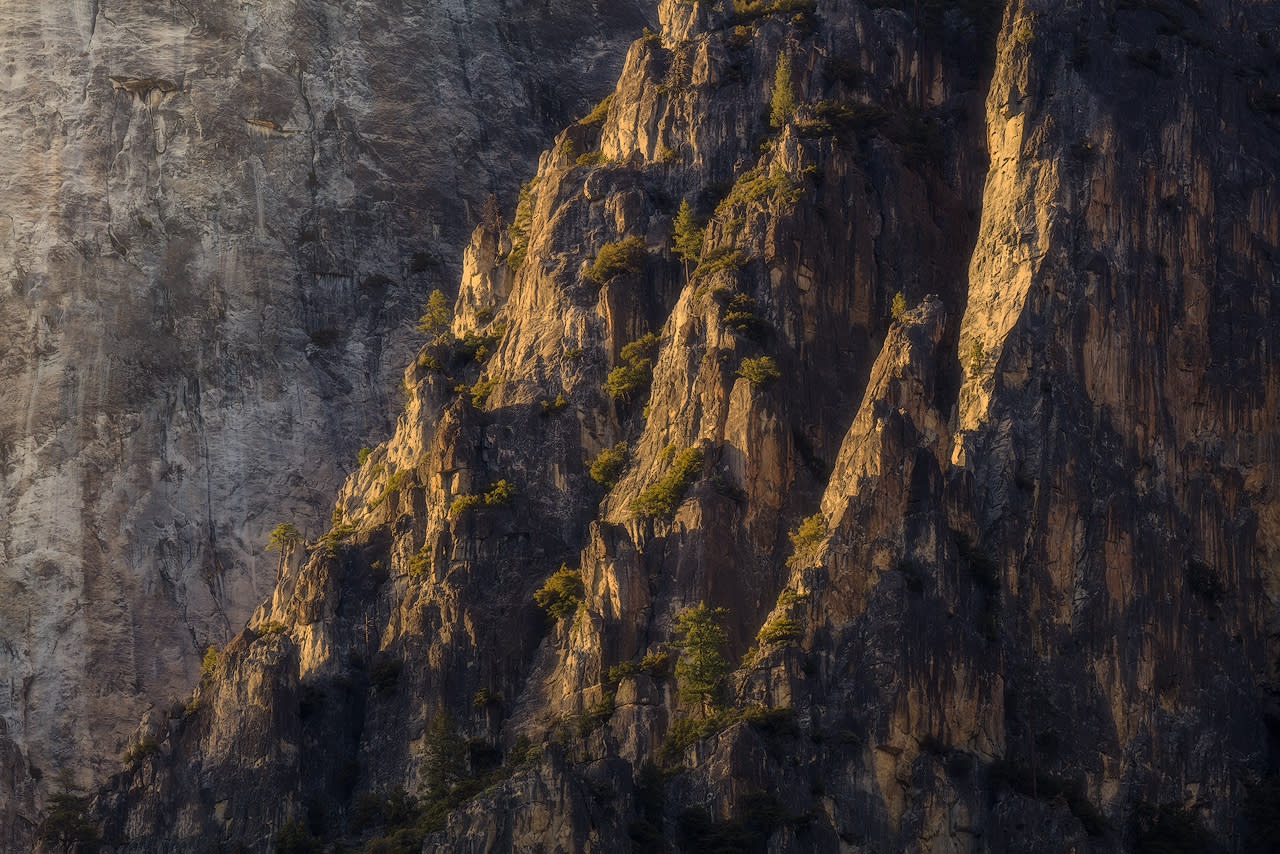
[693,247,747,280]
[535,565,584,621]
[508,735,538,766]
[472,688,502,707]
[588,441,629,488]
[200,645,219,681]
[122,738,159,765]
[620,335,659,369]
[455,321,507,363]
[506,178,538,270]
[604,363,651,401]
[660,706,795,764]
[577,693,616,736]
[576,150,606,167]
[407,544,430,577]
[450,493,484,515]
[777,589,806,608]
[357,446,372,465]
[968,339,985,375]
[539,392,568,415]
[470,376,499,407]
[450,480,515,516]
[810,99,891,139]
[713,165,801,219]
[733,0,816,21]
[578,93,614,127]
[641,649,672,678]
[630,448,704,519]
[770,52,797,128]
[273,818,320,854]
[484,479,515,506]
[258,620,287,637]
[367,469,409,510]
[660,715,721,763]
[737,355,780,388]
[672,602,729,709]
[604,333,659,401]
[317,509,357,554]
[890,291,907,320]
[755,616,802,647]
[786,513,826,568]
[585,235,647,285]
[606,660,640,685]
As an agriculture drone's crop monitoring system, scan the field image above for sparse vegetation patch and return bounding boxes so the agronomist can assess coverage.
[535,565,584,622]
[630,448,704,519]
[585,235,648,286]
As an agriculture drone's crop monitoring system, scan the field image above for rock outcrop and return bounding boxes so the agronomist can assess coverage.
[0,0,651,829]
[85,0,1280,850]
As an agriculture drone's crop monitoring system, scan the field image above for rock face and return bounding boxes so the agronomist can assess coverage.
[85,0,1280,851]
[0,0,651,831]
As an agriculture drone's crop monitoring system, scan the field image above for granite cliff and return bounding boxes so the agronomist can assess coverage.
[0,0,651,847]
[32,0,1280,850]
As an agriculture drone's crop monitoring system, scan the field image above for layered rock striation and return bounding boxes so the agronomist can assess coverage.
[90,0,1280,850]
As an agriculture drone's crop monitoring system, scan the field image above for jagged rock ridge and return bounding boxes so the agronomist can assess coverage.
[0,0,651,844]
[90,0,1280,851]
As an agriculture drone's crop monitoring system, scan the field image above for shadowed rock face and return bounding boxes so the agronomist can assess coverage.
[58,0,1280,850]
[0,0,650,832]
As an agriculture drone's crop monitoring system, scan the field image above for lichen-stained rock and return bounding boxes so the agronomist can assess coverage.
[0,0,651,823]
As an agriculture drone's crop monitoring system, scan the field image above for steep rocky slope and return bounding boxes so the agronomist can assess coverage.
[89,0,1280,850]
[0,0,650,843]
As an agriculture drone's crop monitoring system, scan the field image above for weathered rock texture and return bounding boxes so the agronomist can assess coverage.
[86,0,1280,851]
[0,0,650,832]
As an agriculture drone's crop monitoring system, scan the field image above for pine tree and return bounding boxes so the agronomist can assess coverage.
[266,522,302,579]
[39,770,101,854]
[673,602,730,713]
[672,199,704,281]
[506,177,538,269]
[890,291,907,321]
[423,708,467,801]
[770,52,797,129]
[416,290,451,342]
[200,645,219,682]
[968,338,985,376]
